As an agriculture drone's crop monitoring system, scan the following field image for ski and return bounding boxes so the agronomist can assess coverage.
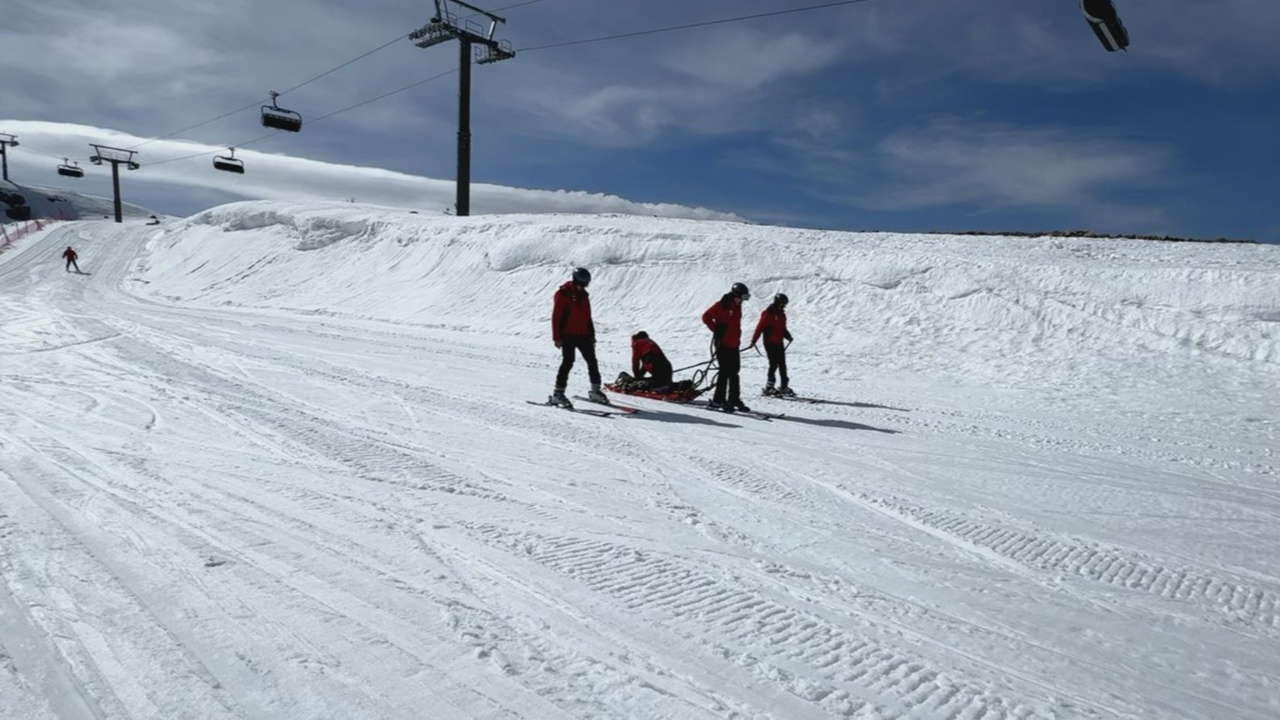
[737,409,784,420]
[526,400,616,417]
[768,395,824,404]
[573,396,641,414]
[689,400,782,420]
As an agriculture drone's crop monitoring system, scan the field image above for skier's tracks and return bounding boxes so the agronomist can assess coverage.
[856,494,1280,633]
[462,523,1055,719]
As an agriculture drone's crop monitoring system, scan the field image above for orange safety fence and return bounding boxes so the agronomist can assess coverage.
[0,218,58,254]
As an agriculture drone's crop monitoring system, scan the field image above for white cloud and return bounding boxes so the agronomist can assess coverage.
[867,123,1172,210]
[660,29,844,89]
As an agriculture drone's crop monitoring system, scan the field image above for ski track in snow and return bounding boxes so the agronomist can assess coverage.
[852,495,1280,633]
[1,213,1277,719]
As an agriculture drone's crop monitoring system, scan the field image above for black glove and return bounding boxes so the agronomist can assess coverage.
[784,331,793,342]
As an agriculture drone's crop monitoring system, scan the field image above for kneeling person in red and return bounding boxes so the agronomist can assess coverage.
[627,331,673,390]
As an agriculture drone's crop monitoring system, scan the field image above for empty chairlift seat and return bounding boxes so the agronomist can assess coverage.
[213,148,245,174]
[57,159,84,178]
[1081,0,1129,51]
[261,91,303,132]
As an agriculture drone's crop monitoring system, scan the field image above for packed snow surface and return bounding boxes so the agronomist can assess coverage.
[2,201,1278,719]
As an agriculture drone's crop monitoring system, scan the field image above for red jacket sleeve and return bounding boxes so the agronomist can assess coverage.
[552,289,567,343]
[751,310,769,345]
[702,303,720,333]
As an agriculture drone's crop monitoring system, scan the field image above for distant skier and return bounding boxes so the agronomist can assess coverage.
[550,267,608,408]
[751,293,795,397]
[62,246,80,273]
[702,282,751,412]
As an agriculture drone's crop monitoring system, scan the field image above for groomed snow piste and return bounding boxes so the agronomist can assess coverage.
[1,201,1277,719]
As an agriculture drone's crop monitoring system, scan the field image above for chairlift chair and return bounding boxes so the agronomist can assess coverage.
[261,91,303,132]
[213,148,245,174]
[1081,0,1129,51]
[57,159,84,178]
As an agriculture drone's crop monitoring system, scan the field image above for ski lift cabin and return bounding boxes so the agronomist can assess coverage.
[57,159,84,178]
[213,148,245,174]
[261,91,302,132]
[1081,0,1129,52]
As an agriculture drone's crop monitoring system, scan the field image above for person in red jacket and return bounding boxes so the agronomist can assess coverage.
[627,331,673,390]
[549,267,608,407]
[62,246,81,273]
[750,293,794,396]
[702,282,751,412]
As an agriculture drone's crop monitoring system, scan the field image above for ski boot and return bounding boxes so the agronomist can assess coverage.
[762,383,779,397]
[587,385,609,404]
[733,399,752,413]
[778,385,796,397]
[549,389,572,408]
[708,398,735,413]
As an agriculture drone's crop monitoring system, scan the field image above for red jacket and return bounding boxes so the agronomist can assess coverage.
[702,295,742,348]
[552,282,594,342]
[751,305,790,346]
[62,247,78,260]
[631,336,666,377]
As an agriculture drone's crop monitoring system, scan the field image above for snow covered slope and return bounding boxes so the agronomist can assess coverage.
[142,201,1279,391]
[2,178,157,221]
[1,203,1277,719]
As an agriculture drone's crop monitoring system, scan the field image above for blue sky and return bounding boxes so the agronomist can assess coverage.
[3,0,1278,242]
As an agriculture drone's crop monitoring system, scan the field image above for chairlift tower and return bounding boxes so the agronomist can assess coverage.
[410,0,515,216]
[88,144,140,223]
[0,133,18,182]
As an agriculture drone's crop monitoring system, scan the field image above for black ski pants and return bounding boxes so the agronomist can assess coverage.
[713,345,741,404]
[555,336,601,390]
[764,342,788,388]
[639,354,674,388]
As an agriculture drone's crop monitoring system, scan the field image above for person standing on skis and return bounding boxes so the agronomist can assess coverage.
[750,293,794,396]
[702,282,751,412]
[550,267,608,407]
[62,246,81,273]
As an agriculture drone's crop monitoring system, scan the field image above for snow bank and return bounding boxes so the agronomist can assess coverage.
[136,200,1280,390]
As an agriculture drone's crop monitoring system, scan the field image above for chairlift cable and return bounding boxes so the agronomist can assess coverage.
[518,0,875,52]
[125,1,544,152]
[229,1,870,146]
[73,0,868,172]
[145,132,277,168]
[274,32,412,97]
[129,102,264,150]
[128,30,415,151]
[10,143,74,162]
[309,70,457,124]
[145,69,457,168]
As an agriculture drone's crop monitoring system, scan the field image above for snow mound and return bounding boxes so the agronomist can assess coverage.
[136,200,1280,391]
